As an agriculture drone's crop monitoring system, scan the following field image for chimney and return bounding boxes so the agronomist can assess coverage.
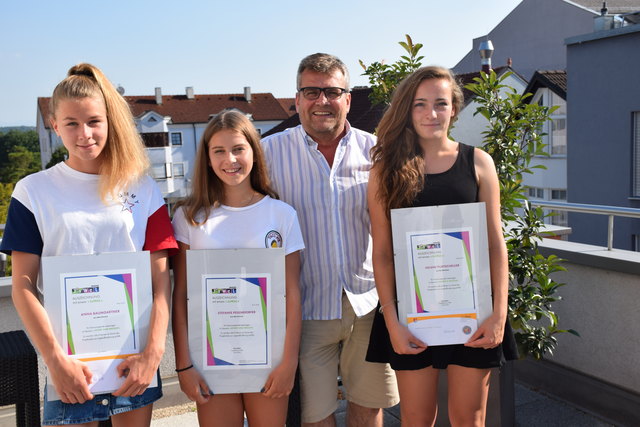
[507,57,513,67]
[186,86,194,99]
[479,40,494,74]
[244,86,252,103]
[155,87,162,105]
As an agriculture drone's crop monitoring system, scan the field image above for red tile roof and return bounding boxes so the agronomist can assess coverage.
[277,98,297,117]
[38,92,290,129]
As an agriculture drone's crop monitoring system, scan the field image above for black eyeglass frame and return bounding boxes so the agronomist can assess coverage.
[298,87,349,100]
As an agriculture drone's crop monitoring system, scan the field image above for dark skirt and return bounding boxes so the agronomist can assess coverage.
[366,304,519,370]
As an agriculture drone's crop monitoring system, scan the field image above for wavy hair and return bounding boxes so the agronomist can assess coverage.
[371,66,464,213]
[50,63,148,202]
[180,110,278,226]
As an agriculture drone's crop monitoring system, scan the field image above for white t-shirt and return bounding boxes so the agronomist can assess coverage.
[172,195,304,255]
[0,162,177,292]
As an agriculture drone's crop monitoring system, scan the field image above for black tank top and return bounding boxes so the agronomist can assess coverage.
[410,143,478,207]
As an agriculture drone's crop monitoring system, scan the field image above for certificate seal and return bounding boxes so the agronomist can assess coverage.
[462,325,472,335]
[265,230,283,248]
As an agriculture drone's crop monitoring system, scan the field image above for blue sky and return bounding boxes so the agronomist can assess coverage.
[0,0,521,126]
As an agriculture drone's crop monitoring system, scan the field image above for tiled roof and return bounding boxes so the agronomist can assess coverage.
[277,98,297,117]
[524,70,567,101]
[571,0,640,14]
[38,92,290,129]
[262,87,386,137]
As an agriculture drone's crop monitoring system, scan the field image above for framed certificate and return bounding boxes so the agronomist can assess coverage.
[42,251,156,400]
[391,202,493,346]
[186,248,286,394]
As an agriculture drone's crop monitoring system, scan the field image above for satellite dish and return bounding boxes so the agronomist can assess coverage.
[117,85,125,95]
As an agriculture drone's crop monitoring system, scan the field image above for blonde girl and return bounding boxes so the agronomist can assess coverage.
[171,110,303,426]
[365,66,518,426]
[0,63,177,426]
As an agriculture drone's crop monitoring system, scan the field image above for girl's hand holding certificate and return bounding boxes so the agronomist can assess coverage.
[47,351,94,404]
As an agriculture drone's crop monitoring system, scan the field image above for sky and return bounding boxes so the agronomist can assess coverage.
[0,0,522,127]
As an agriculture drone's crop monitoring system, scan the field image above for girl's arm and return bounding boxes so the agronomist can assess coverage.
[465,148,509,349]
[171,241,211,403]
[262,250,301,399]
[114,249,171,396]
[11,251,94,403]
[368,166,426,355]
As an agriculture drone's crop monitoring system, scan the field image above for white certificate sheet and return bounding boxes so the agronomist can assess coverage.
[42,252,155,399]
[203,275,270,367]
[62,270,139,357]
[187,249,285,394]
[391,203,493,346]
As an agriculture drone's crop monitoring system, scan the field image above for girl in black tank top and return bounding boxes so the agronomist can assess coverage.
[367,66,516,426]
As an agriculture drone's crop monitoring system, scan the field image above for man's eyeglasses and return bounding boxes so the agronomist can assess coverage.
[298,87,348,101]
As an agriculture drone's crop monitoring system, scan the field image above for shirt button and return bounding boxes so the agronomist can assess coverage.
[101,399,109,406]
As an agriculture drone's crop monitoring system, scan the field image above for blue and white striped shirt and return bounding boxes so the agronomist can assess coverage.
[262,123,378,320]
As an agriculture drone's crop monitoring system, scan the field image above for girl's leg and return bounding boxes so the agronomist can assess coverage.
[446,365,491,427]
[395,367,440,427]
[111,404,152,427]
[243,392,289,427]
[196,394,245,427]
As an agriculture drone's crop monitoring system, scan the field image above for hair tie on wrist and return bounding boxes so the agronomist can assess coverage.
[175,364,193,373]
[379,299,398,313]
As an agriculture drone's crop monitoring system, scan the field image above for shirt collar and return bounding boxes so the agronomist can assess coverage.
[301,121,352,148]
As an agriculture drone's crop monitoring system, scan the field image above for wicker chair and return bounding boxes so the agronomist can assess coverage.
[0,330,40,427]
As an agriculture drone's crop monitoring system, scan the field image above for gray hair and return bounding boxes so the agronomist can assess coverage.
[296,53,350,91]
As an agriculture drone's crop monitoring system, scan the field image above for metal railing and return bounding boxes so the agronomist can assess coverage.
[528,200,640,251]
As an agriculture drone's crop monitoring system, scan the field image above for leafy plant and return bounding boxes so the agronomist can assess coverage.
[359,34,424,106]
[466,71,578,359]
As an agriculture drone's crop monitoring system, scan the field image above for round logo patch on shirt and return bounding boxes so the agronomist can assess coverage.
[265,230,283,248]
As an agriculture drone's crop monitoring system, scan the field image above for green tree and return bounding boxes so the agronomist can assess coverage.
[46,145,68,169]
[359,34,424,106]
[465,71,578,359]
[3,146,40,183]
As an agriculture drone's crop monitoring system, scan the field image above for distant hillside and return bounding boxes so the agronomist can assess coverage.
[0,126,36,133]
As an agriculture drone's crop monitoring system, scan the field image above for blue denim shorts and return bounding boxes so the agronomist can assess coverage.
[42,374,162,425]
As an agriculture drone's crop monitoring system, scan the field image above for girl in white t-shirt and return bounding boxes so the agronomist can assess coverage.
[1,63,177,426]
[171,110,304,426]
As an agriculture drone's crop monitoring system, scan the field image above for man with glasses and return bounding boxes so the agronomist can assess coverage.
[262,53,399,426]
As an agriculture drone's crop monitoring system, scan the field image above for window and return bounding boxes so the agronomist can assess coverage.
[151,163,171,179]
[141,132,168,147]
[527,187,544,199]
[173,163,185,177]
[549,93,567,155]
[551,189,567,200]
[551,118,566,155]
[171,132,183,146]
[634,112,640,197]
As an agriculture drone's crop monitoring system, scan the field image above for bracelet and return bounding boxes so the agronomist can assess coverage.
[378,299,398,313]
[175,364,193,373]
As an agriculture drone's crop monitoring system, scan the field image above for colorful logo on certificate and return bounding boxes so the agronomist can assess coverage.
[265,230,282,248]
[462,325,472,335]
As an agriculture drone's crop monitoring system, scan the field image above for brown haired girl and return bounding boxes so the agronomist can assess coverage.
[171,110,303,426]
[366,66,517,426]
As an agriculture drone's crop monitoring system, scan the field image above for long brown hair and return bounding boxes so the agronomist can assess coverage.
[50,63,149,202]
[180,110,278,225]
[371,66,464,213]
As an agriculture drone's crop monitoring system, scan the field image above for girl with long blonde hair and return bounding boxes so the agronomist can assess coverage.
[1,63,177,426]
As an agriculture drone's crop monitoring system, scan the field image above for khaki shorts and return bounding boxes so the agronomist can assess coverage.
[299,293,399,423]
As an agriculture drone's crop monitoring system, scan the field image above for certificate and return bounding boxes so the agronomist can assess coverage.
[391,203,493,346]
[42,252,155,400]
[187,248,285,394]
[203,275,270,367]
